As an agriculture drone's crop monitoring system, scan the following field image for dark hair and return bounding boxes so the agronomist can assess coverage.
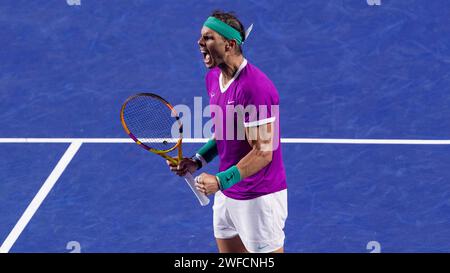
[211,10,245,54]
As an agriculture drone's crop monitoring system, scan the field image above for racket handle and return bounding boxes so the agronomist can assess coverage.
[183,172,210,206]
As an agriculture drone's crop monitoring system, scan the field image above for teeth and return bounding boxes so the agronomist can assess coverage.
[204,53,211,64]
[200,49,211,64]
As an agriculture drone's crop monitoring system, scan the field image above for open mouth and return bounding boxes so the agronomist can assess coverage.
[200,49,212,66]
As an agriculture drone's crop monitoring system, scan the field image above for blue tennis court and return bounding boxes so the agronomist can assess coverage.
[1,0,450,253]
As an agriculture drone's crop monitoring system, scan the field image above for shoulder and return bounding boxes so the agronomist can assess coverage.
[237,62,279,102]
[206,67,220,82]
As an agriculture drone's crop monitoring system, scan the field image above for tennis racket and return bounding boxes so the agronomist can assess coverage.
[120,93,210,206]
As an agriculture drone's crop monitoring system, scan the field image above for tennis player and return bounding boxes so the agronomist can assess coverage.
[167,11,287,253]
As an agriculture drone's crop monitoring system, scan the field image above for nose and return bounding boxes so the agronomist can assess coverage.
[198,37,205,47]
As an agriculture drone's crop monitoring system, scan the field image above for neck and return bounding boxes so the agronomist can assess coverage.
[219,54,244,82]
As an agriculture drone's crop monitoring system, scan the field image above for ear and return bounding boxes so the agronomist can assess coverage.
[225,39,237,52]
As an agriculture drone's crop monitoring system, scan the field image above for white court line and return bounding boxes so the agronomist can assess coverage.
[0,138,450,144]
[0,141,82,253]
[0,136,449,252]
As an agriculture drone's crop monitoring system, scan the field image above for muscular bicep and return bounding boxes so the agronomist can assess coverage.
[245,122,274,152]
[236,122,274,179]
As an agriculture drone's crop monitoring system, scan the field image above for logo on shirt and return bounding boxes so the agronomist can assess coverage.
[227,100,235,105]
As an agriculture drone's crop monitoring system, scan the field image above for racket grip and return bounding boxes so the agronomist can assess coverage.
[183,172,210,206]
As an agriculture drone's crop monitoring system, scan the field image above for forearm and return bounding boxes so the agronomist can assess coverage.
[216,123,274,190]
[193,137,217,170]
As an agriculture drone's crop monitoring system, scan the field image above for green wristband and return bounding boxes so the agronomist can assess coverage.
[216,165,242,190]
[197,138,218,163]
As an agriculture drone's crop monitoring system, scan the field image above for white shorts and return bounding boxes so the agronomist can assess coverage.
[213,189,288,253]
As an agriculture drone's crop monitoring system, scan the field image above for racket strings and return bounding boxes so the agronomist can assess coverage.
[123,96,181,151]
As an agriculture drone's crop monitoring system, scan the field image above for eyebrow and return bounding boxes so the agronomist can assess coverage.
[201,31,214,36]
